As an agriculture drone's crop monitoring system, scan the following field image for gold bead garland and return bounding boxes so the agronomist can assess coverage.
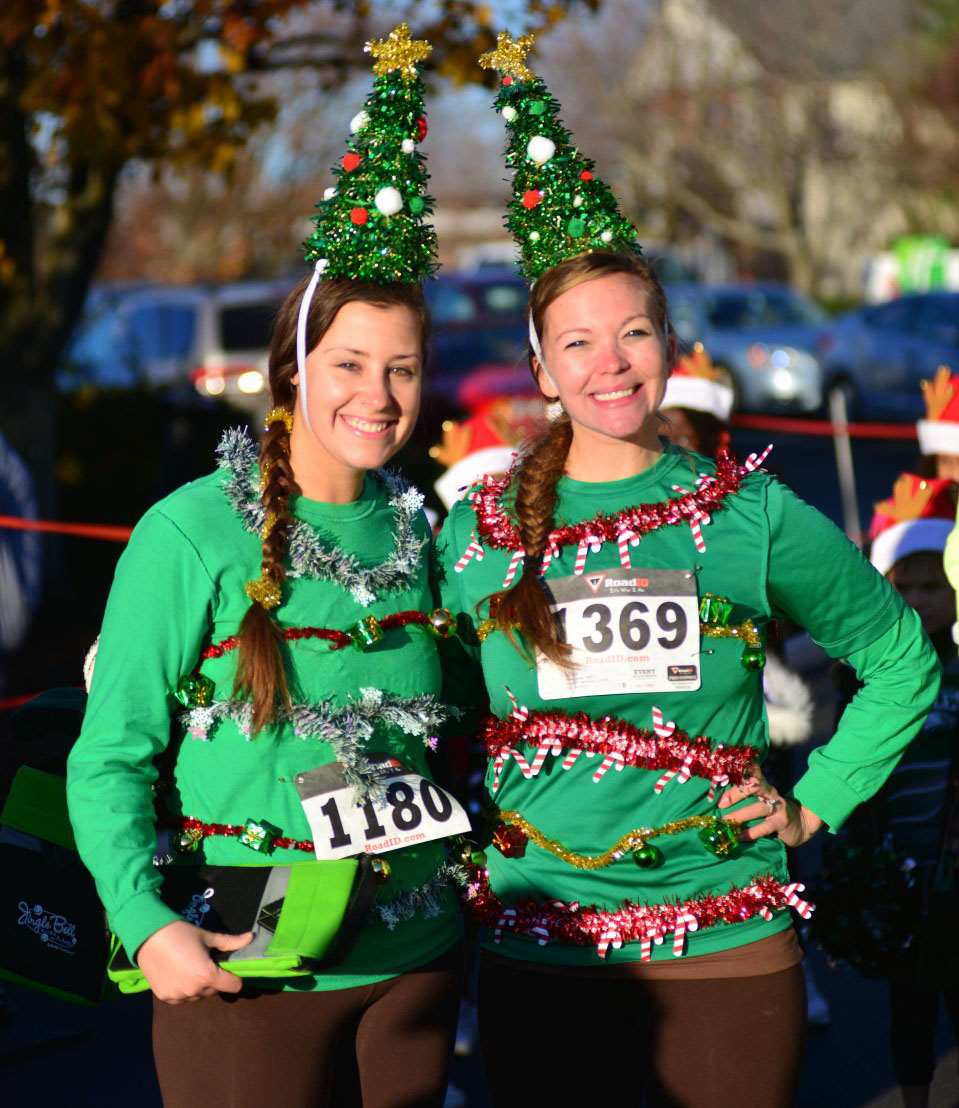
[495,810,742,870]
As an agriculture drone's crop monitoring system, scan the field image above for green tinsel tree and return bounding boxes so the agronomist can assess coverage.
[304,24,437,284]
[480,32,641,281]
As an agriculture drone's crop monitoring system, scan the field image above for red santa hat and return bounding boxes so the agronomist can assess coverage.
[868,472,955,575]
[432,395,545,510]
[661,343,735,422]
[916,365,959,456]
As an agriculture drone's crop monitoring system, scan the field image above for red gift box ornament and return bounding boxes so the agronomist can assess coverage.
[493,823,528,858]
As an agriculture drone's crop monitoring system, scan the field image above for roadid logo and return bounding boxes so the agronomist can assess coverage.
[17,901,78,953]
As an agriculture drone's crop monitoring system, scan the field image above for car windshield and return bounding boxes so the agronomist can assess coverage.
[219,301,284,352]
[708,290,827,329]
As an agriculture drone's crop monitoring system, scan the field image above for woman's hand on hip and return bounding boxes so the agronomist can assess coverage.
[717,766,825,848]
[136,920,253,1004]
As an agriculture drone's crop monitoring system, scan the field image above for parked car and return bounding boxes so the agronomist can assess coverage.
[60,281,294,416]
[665,284,829,413]
[820,292,959,420]
[424,268,528,420]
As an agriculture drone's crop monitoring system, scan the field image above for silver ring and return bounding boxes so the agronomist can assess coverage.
[761,794,779,812]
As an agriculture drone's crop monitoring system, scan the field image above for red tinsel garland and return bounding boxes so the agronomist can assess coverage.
[199,610,434,660]
[469,448,758,554]
[464,867,813,959]
[482,708,758,786]
[177,816,315,854]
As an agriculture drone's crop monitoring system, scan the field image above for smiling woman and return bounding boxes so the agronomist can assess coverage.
[66,25,466,1108]
[433,30,942,1108]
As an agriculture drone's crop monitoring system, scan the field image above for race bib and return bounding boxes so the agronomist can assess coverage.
[294,758,471,861]
[537,569,701,699]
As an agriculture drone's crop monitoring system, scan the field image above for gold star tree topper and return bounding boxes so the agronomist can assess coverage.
[365,23,432,81]
[479,30,537,82]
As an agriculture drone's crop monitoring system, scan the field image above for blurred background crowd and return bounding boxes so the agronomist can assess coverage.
[1,1,958,1104]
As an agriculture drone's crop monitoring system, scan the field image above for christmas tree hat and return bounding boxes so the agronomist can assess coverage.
[296,23,436,428]
[478,31,641,282]
[303,22,437,283]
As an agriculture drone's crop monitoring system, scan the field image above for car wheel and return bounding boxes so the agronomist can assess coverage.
[826,376,861,422]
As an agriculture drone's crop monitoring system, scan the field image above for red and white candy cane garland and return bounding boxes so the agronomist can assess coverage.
[460,446,773,575]
[466,868,812,960]
[481,703,758,795]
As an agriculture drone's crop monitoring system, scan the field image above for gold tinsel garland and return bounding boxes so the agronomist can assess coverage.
[495,810,742,869]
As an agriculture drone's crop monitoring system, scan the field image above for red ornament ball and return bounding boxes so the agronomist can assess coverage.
[522,189,543,209]
[350,207,369,225]
[579,169,593,181]
[502,76,514,86]
[415,116,428,141]
[342,152,362,172]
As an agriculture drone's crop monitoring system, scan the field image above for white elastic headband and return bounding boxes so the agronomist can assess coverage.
[295,259,328,434]
[528,314,546,372]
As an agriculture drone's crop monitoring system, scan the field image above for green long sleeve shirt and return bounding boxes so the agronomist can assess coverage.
[67,462,461,990]
[435,444,940,966]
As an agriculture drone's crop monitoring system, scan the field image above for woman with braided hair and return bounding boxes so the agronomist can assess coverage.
[434,34,941,1106]
[67,29,467,1107]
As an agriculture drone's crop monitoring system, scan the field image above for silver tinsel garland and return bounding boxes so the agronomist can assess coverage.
[179,688,449,804]
[216,428,426,606]
[374,863,469,931]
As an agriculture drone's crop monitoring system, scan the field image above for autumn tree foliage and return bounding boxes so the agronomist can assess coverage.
[0,0,596,508]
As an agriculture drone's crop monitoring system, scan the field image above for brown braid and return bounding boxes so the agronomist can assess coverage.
[233,272,431,733]
[488,251,673,664]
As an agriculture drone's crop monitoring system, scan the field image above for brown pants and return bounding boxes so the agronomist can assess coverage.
[479,953,806,1107]
[152,942,463,1108]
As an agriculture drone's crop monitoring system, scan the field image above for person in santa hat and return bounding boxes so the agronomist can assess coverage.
[917,366,959,483]
[827,474,959,1108]
[657,341,735,458]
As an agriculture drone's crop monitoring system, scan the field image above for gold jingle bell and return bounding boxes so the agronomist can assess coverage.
[370,857,391,883]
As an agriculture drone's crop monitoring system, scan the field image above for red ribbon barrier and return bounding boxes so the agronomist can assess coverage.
[0,515,132,542]
[730,414,917,440]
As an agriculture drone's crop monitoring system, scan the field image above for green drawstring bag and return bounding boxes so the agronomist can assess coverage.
[0,767,379,1001]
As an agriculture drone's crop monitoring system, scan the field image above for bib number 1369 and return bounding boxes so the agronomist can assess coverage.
[536,569,701,698]
[555,599,688,654]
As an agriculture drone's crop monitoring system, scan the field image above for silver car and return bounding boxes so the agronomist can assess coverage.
[61,281,293,417]
[665,284,829,413]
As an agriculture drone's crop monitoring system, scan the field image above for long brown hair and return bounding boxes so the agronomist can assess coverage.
[489,250,673,664]
[233,274,431,733]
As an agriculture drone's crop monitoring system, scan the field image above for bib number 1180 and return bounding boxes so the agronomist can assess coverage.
[319,779,455,850]
[555,599,688,653]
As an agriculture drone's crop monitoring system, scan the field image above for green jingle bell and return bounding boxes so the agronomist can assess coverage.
[370,857,391,883]
[632,842,663,869]
[698,821,740,858]
[350,616,383,651]
[239,818,281,853]
[174,830,201,854]
[174,673,215,708]
[741,645,766,671]
[427,607,455,640]
[528,100,547,115]
[408,196,425,214]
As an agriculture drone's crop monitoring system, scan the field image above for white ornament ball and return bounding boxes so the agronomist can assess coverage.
[529,231,541,241]
[323,186,337,201]
[374,186,404,216]
[600,230,613,243]
[573,194,584,207]
[526,135,556,164]
[501,105,517,122]
[401,138,416,154]
[350,110,370,134]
